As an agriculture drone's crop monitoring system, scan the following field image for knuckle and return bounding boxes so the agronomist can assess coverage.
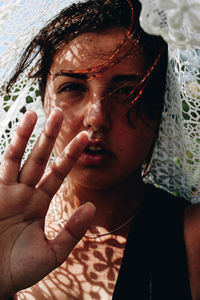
[65,223,80,240]
[32,156,48,168]
[50,164,65,180]
[43,128,57,141]
[4,148,21,164]
[64,149,77,163]
[7,156,21,164]
[16,128,30,140]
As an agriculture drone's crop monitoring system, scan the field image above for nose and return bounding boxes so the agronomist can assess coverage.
[83,98,111,132]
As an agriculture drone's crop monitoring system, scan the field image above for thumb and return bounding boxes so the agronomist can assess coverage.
[49,202,96,266]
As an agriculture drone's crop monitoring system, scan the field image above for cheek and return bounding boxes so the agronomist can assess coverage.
[44,82,58,115]
[113,116,156,163]
[53,111,84,156]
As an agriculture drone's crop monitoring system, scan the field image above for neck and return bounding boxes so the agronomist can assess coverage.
[60,172,146,234]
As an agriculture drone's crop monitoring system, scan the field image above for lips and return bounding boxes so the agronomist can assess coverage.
[80,139,112,166]
[84,144,107,155]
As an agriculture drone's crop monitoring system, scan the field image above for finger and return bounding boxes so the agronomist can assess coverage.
[0,111,37,182]
[49,202,96,266]
[19,108,63,187]
[37,131,89,198]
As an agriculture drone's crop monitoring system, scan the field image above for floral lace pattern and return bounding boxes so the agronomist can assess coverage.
[144,47,200,203]
[17,194,126,300]
[139,0,200,48]
[0,74,46,163]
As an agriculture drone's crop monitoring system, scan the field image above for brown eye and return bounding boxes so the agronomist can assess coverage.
[58,83,85,94]
[110,86,135,105]
[114,86,134,96]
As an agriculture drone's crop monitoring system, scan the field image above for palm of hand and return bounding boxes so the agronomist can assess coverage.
[0,109,95,298]
[0,182,54,294]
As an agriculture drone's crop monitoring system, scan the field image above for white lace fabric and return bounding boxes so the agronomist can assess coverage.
[144,47,200,203]
[0,0,200,202]
[139,0,200,49]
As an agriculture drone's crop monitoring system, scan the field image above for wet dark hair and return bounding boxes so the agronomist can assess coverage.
[7,0,167,122]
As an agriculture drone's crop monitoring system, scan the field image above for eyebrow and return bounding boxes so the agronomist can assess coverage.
[53,71,142,82]
[112,74,141,82]
[53,71,89,80]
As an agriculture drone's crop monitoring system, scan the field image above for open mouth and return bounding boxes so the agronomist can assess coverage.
[84,145,107,155]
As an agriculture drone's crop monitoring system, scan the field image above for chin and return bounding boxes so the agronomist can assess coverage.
[69,162,140,190]
[78,177,113,190]
[71,172,130,191]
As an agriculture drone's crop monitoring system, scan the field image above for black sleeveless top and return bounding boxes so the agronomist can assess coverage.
[113,185,192,300]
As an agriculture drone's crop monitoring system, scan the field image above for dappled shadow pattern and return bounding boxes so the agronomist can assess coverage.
[17,194,127,300]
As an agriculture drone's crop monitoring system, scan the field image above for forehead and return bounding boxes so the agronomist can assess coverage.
[50,27,147,75]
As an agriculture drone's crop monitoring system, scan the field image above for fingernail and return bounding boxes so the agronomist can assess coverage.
[66,202,96,238]
[49,107,62,117]
[55,156,63,167]
[19,110,37,127]
[64,132,88,153]
[54,107,62,112]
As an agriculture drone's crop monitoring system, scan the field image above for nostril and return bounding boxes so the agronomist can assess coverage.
[83,102,111,131]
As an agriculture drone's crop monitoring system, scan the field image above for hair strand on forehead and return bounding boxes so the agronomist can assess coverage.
[6,0,167,124]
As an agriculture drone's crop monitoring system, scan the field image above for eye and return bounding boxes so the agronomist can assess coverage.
[58,82,86,94]
[110,86,136,105]
[114,86,134,96]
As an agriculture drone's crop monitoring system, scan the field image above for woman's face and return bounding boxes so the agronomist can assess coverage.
[44,27,158,189]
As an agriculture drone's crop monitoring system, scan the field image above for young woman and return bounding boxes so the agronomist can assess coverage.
[0,0,199,299]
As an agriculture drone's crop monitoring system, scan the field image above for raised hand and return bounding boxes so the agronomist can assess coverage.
[0,109,95,299]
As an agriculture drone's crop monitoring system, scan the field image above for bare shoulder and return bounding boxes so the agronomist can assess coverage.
[184,203,200,232]
[184,204,200,299]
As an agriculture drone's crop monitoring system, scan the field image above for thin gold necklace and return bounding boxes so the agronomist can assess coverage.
[84,214,136,239]
[53,197,136,239]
